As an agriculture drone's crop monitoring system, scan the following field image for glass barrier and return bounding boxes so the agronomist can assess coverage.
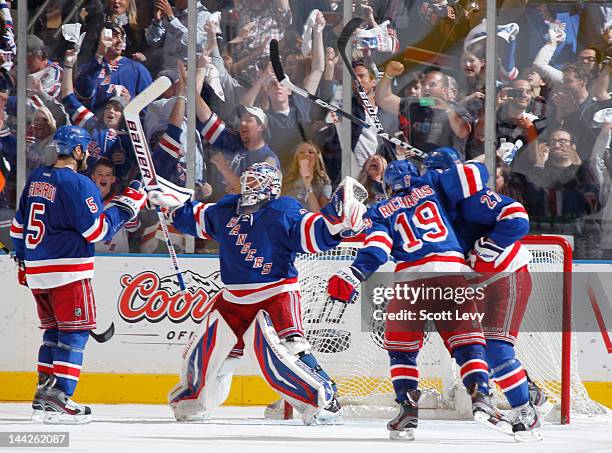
[9,1,612,259]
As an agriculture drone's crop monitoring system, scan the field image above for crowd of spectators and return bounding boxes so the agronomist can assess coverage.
[0,0,610,258]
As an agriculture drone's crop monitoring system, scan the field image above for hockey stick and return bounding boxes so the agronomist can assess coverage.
[123,76,187,294]
[337,17,398,161]
[89,322,115,343]
[269,39,426,159]
[0,239,116,342]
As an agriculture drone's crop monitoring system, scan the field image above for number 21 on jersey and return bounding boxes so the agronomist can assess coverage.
[394,201,448,253]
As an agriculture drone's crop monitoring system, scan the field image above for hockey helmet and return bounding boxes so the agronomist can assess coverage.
[238,162,282,214]
[53,126,92,157]
[384,159,419,193]
[424,147,462,171]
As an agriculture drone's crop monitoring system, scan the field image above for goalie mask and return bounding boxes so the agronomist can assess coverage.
[238,162,282,214]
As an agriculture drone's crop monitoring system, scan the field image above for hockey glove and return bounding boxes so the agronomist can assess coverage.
[467,237,505,273]
[321,177,368,236]
[145,175,194,219]
[107,180,147,220]
[327,266,364,304]
[16,259,27,287]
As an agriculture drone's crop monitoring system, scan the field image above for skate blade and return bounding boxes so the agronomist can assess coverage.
[473,410,514,435]
[514,428,543,442]
[312,415,344,426]
[389,428,415,441]
[43,412,91,425]
[31,409,44,423]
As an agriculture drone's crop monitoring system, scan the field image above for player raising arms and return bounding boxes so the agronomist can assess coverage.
[424,147,543,440]
[327,160,512,440]
[147,162,367,425]
[10,126,146,424]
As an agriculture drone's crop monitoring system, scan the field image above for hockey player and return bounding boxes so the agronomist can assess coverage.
[10,125,146,424]
[424,147,543,440]
[147,162,367,424]
[327,160,511,440]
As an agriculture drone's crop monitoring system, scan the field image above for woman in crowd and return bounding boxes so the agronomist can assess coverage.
[282,140,331,212]
[357,154,387,207]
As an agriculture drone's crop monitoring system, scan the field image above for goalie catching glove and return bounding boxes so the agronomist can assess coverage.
[107,180,147,220]
[144,175,195,221]
[321,176,368,236]
[467,237,505,273]
[327,266,365,304]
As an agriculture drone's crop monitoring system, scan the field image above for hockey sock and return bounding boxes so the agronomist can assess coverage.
[453,344,490,395]
[388,351,419,402]
[486,339,529,407]
[38,329,58,376]
[53,330,89,396]
[299,353,337,393]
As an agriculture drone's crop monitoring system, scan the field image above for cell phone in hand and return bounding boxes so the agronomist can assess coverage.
[507,89,524,99]
[103,28,112,40]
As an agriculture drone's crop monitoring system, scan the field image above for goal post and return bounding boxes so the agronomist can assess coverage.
[281,234,607,423]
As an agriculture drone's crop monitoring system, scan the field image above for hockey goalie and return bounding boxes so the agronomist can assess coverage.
[147,162,367,425]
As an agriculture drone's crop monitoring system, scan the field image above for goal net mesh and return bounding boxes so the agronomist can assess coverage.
[295,236,607,421]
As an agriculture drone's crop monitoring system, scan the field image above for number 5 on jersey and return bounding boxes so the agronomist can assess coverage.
[394,201,448,253]
[26,202,46,249]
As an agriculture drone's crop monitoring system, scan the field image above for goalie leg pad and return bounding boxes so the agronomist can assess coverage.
[486,339,529,408]
[245,310,334,421]
[168,310,237,421]
[284,336,336,393]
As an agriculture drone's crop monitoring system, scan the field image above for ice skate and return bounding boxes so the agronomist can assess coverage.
[264,399,286,420]
[43,386,91,425]
[314,397,344,425]
[512,402,543,442]
[469,384,513,435]
[32,373,55,423]
[527,374,553,418]
[387,390,421,441]
[170,398,212,422]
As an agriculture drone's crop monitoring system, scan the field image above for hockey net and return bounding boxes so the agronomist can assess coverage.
[294,235,607,423]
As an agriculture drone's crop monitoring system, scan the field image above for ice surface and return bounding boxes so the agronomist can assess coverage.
[1,404,611,453]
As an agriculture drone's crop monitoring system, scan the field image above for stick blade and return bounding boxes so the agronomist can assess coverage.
[338,17,363,50]
[89,322,115,343]
[124,76,172,115]
[269,39,285,82]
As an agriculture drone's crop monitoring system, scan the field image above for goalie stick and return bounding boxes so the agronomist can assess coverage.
[123,76,187,294]
[1,240,115,342]
[269,39,426,159]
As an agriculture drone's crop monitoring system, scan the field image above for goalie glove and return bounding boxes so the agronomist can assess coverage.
[467,237,505,273]
[327,266,365,304]
[145,175,194,221]
[321,176,368,236]
[107,180,147,220]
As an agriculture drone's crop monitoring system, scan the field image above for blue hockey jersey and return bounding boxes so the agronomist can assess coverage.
[10,166,131,289]
[171,195,340,304]
[429,162,531,273]
[352,172,471,279]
